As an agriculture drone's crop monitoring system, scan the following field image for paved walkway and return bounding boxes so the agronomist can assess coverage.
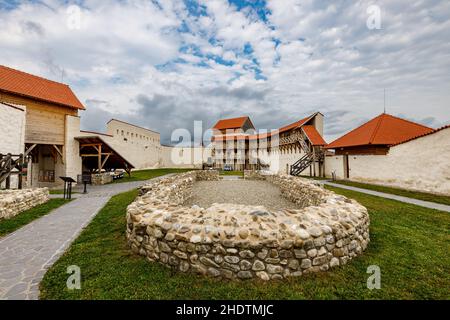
[323,181,450,213]
[0,175,171,300]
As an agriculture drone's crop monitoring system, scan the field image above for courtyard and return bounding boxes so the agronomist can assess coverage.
[36,175,449,299]
[185,179,301,210]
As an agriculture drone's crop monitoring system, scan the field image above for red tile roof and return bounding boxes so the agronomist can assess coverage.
[213,116,251,130]
[212,134,248,142]
[212,113,325,143]
[302,125,327,145]
[390,124,450,147]
[326,113,434,149]
[278,115,312,133]
[0,65,85,110]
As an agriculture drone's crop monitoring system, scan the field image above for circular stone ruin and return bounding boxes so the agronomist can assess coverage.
[126,170,370,281]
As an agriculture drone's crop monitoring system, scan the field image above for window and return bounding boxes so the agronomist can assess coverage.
[121,130,124,136]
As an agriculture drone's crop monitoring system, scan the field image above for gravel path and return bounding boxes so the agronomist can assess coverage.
[185,180,300,211]
[323,181,450,212]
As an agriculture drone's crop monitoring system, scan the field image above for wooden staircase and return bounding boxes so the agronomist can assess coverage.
[290,148,325,177]
[290,153,314,176]
[0,153,24,189]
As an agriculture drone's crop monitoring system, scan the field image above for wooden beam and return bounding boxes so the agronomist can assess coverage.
[80,143,102,149]
[101,154,110,169]
[53,145,64,164]
[24,144,37,157]
[80,153,113,157]
[53,145,63,158]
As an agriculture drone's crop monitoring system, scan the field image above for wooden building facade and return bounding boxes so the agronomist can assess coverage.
[0,65,85,187]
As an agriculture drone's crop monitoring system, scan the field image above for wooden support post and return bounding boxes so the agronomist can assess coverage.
[5,176,10,189]
[313,148,316,177]
[321,153,325,178]
[98,144,102,173]
[18,154,23,189]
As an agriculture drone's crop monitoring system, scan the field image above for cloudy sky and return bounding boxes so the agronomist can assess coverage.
[1,0,449,144]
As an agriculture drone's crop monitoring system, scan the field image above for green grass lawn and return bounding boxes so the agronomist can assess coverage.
[49,190,79,195]
[299,175,329,181]
[0,199,70,237]
[114,168,193,183]
[220,170,244,176]
[39,185,450,300]
[332,180,450,206]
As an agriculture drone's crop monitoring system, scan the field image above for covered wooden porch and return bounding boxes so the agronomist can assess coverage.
[75,136,134,176]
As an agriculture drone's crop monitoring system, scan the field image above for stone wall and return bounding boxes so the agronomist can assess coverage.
[91,173,113,185]
[195,169,219,181]
[126,171,370,281]
[0,188,49,220]
[252,171,326,208]
[243,170,266,180]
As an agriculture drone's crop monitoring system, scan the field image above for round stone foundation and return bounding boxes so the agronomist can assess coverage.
[126,170,370,281]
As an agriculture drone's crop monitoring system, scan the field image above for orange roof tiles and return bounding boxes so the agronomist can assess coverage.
[326,113,434,149]
[302,125,327,145]
[213,116,250,130]
[390,124,450,147]
[212,134,248,142]
[278,115,312,133]
[212,113,325,143]
[0,65,85,110]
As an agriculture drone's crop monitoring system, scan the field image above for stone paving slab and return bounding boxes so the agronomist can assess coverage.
[323,181,450,213]
[0,175,174,300]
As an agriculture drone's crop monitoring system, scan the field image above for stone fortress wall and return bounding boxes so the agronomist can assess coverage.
[126,171,370,281]
[0,188,49,220]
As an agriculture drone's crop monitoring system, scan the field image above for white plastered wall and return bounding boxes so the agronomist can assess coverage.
[105,120,161,170]
[160,145,210,169]
[65,115,83,182]
[324,127,450,195]
[0,103,25,155]
[0,103,26,189]
[268,148,318,175]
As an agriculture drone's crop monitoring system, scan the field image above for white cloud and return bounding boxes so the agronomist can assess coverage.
[0,0,449,144]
